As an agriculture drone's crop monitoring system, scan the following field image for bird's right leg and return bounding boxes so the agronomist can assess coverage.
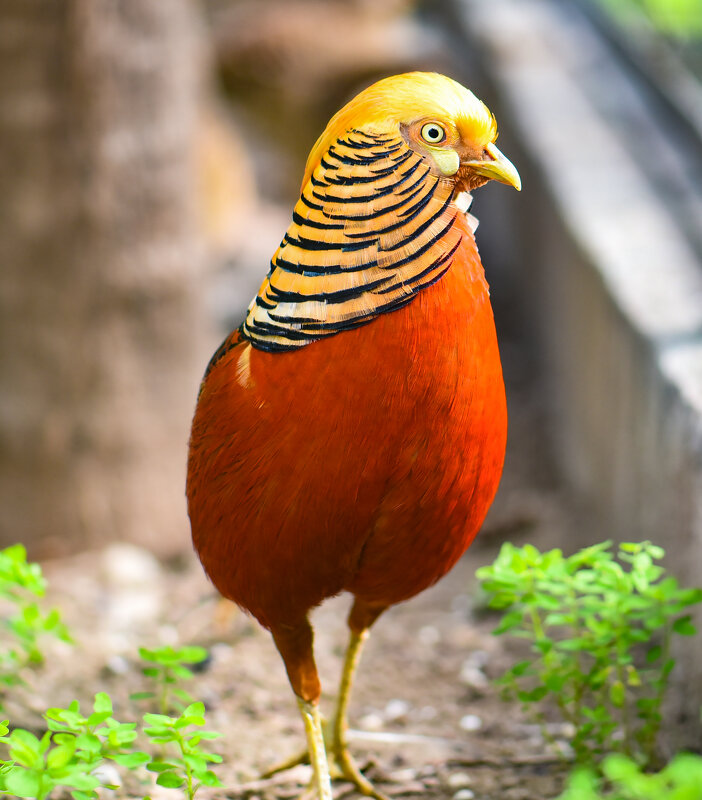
[327,598,388,800]
[272,619,332,800]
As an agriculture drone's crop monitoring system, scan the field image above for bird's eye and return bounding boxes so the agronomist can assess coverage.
[420,122,447,145]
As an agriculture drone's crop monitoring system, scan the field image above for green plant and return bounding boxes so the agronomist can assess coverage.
[0,551,224,800]
[133,645,209,713]
[143,702,223,800]
[477,541,702,765]
[596,0,702,38]
[0,545,71,698]
[0,693,148,800]
[557,752,702,799]
[0,695,224,800]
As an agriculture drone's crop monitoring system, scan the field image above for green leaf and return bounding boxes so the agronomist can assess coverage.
[646,644,662,663]
[142,667,160,678]
[199,769,223,787]
[147,760,180,773]
[493,610,523,635]
[129,691,155,701]
[75,732,101,754]
[176,713,205,729]
[93,693,112,714]
[192,731,222,740]
[111,751,151,769]
[5,767,43,798]
[156,771,184,788]
[86,711,111,726]
[673,615,697,636]
[609,681,625,708]
[72,792,97,800]
[184,753,207,772]
[47,740,77,770]
[62,770,100,791]
[8,729,43,768]
[176,646,208,664]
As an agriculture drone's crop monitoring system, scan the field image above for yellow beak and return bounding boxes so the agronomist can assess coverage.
[464,142,521,191]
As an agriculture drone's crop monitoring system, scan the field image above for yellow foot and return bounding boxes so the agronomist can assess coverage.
[262,723,389,800]
[329,743,389,800]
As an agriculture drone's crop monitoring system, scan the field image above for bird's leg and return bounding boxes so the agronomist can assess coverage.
[328,598,389,800]
[272,620,332,800]
[266,602,389,800]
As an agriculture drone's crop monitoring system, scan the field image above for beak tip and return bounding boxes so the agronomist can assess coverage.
[466,142,521,192]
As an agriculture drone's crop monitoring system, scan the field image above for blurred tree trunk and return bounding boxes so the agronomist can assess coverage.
[0,1,210,557]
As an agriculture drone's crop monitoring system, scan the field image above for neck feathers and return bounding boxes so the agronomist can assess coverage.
[242,131,467,352]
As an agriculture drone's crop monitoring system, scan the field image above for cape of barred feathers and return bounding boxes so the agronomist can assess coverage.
[238,129,474,353]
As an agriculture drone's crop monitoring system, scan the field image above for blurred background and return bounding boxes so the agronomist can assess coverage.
[1,0,702,762]
[2,0,701,563]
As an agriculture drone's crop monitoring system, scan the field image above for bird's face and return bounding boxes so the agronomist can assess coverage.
[303,71,521,193]
[403,115,521,193]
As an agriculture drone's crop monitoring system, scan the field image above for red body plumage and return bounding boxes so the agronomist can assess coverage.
[187,213,506,630]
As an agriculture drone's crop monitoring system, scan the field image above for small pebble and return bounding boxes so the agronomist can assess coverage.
[451,593,471,614]
[418,625,440,646]
[448,772,473,788]
[157,624,179,645]
[359,712,383,730]
[102,543,161,585]
[453,789,475,800]
[417,704,437,721]
[554,740,575,759]
[459,714,483,732]
[210,642,234,662]
[285,765,313,784]
[93,763,121,797]
[384,698,410,721]
[388,768,417,782]
[464,650,490,668]
[105,654,129,675]
[387,782,426,795]
[459,664,488,689]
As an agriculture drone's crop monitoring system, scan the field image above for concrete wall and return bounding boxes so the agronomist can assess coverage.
[442,0,702,748]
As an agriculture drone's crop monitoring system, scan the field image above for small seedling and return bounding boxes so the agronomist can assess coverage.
[0,693,148,800]
[477,541,702,765]
[143,701,222,800]
[133,645,209,713]
[0,545,71,700]
[557,752,702,799]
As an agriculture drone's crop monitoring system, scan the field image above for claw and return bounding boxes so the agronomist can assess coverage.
[261,748,310,779]
[261,729,390,800]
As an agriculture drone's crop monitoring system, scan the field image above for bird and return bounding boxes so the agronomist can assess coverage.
[186,71,521,800]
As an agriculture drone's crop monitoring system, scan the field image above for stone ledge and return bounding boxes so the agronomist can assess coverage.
[442,0,702,746]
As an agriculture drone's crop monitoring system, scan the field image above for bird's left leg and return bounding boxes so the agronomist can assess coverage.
[272,619,332,800]
[328,597,389,800]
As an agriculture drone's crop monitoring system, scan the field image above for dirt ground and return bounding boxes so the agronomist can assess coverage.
[5,357,588,800]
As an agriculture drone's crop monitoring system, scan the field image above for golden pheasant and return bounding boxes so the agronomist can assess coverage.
[187,72,520,800]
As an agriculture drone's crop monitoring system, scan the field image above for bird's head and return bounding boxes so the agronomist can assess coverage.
[303,71,521,193]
